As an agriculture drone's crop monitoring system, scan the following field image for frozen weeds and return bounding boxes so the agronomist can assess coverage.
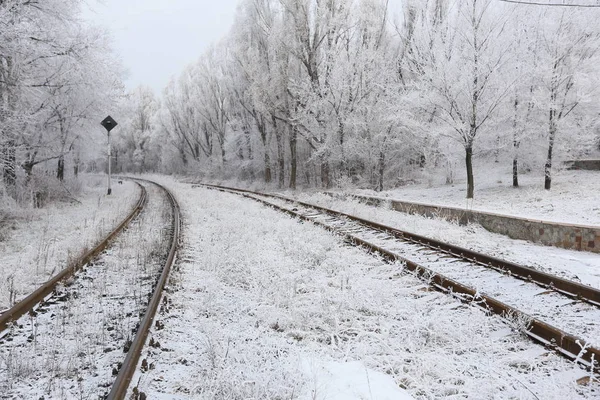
[0,176,139,310]
[0,181,171,399]
[130,178,597,400]
[290,192,600,291]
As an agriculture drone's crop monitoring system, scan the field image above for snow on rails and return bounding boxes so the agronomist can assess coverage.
[0,178,180,399]
[198,183,600,373]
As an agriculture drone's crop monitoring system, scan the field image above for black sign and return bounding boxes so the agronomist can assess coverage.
[101,115,118,132]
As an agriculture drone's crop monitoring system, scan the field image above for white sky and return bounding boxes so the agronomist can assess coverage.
[83,0,404,96]
[83,0,240,94]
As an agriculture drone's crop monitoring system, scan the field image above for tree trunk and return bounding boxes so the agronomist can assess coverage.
[512,136,520,188]
[338,119,346,177]
[377,149,385,192]
[512,154,519,188]
[258,119,271,183]
[264,151,272,183]
[494,136,500,163]
[2,140,16,196]
[277,135,284,188]
[512,97,519,188]
[262,136,271,184]
[466,1,478,201]
[465,146,474,199]
[111,149,117,173]
[305,147,312,186]
[321,158,330,189]
[220,143,226,166]
[273,118,284,189]
[57,155,65,181]
[545,78,559,191]
[237,137,245,161]
[23,163,33,187]
[245,127,253,161]
[545,123,556,190]
[289,126,297,190]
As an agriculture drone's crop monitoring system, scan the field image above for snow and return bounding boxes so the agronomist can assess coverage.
[0,175,140,310]
[251,193,600,348]
[354,169,600,226]
[1,173,598,398]
[289,192,600,291]
[300,359,414,400]
[0,181,172,399]
[129,178,597,400]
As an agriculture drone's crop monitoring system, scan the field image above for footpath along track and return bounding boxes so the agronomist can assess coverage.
[0,178,180,399]
[199,183,600,373]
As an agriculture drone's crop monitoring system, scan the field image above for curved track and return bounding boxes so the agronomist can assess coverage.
[199,183,600,372]
[0,178,180,399]
[107,178,181,400]
[0,181,147,333]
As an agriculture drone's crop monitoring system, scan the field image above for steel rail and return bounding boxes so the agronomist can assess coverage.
[107,179,181,400]
[201,184,600,306]
[0,182,148,333]
[199,183,600,371]
[297,197,600,306]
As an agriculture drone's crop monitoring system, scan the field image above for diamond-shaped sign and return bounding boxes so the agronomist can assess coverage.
[101,115,118,132]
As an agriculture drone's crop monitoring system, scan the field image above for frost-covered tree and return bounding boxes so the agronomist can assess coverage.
[114,86,160,173]
[127,0,600,194]
[0,0,123,204]
[407,0,513,199]
[535,8,600,190]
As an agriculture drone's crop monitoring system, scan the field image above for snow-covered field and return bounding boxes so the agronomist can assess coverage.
[354,169,600,226]
[131,180,596,400]
[0,181,172,399]
[0,176,139,311]
[290,192,600,291]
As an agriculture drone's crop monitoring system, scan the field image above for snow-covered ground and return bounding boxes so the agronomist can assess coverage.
[0,176,139,310]
[0,181,172,399]
[354,169,600,226]
[290,192,600,291]
[252,192,600,348]
[130,180,596,400]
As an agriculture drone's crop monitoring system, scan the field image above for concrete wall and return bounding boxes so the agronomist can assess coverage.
[565,160,600,171]
[338,193,600,254]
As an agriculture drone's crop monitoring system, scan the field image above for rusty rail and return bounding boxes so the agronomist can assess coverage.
[297,198,600,306]
[0,182,147,333]
[107,179,181,400]
[199,183,600,371]
[198,184,600,307]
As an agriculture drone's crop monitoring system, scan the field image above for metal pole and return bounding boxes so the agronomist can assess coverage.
[107,131,112,195]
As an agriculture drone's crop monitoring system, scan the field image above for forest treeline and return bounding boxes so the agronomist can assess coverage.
[115,0,599,198]
[2,0,600,205]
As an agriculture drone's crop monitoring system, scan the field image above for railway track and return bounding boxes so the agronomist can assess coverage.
[199,183,600,373]
[0,181,148,333]
[108,179,180,400]
[0,178,180,399]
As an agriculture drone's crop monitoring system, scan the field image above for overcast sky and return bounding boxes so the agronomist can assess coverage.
[83,1,404,96]
[83,0,240,94]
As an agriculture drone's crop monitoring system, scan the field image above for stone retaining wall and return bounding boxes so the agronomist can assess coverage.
[565,160,600,171]
[334,193,600,254]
